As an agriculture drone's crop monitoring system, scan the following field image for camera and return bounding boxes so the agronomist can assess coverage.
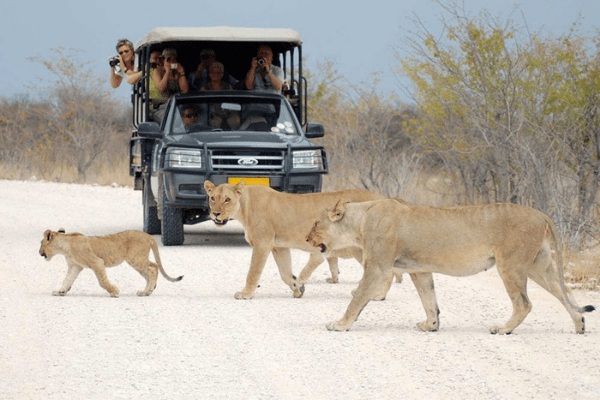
[171,63,178,69]
[150,62,157,69]
[257,58,265,66]
[109,56,120,68]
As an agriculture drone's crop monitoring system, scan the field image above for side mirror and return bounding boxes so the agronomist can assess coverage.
[137,122,163,139]
[305,122,325,138]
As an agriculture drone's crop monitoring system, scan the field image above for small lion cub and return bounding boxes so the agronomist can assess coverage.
[39,229,183,297]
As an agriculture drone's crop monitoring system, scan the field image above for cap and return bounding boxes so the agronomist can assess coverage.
[200,49,216,57]
[162,48,177,59]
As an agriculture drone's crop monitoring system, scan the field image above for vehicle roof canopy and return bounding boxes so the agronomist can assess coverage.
[135,27,302,51]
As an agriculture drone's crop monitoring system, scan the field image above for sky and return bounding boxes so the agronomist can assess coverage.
[1,0,599,103]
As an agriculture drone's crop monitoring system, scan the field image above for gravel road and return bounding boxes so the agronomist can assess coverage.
[1,179,599,399]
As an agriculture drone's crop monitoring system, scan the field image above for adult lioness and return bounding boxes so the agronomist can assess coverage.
[39,229,183,297]
[203,180,386,299]
[307,199,595,334]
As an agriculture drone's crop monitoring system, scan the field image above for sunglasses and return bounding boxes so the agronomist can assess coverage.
[119,49,130,55]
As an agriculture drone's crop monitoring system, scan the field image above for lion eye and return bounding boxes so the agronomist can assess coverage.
[210,196,215,202]
[224,198,230,203]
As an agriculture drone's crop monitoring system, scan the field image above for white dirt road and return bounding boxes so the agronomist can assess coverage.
[1,179,599,399]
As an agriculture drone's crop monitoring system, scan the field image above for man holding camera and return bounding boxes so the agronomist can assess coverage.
[109,38,140,88]
[189,49,238,92]
[245,45,283,94]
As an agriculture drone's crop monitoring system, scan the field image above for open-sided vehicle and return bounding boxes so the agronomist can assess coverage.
[128,27,328,245]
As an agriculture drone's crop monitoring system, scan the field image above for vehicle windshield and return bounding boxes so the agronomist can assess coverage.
[169,97,300,136]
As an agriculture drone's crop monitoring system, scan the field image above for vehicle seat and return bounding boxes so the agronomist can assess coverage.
[239,115,269,131]
[240,103,276,131]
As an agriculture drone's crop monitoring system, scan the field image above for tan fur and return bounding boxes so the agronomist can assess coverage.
[307,199,595,334]
[203,180,392,299]
[39,229,183,297]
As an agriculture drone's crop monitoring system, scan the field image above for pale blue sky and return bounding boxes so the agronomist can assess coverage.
[1,0,599,102]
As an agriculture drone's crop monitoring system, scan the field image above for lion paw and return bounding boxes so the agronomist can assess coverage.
[52,290,67,296]
[326,277,339,284]
[326,320,351,331]
[136,290,152,296]
[292,284,305,298]
[416,320,439,332]
[489,326,512,335]
[234,291,254,300]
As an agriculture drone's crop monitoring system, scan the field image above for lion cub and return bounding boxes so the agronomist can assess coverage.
[39,229,183,297]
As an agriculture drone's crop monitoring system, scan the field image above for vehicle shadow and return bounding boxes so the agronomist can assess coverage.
[182,220,249,247]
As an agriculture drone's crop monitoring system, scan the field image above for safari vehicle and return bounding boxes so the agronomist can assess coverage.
[128,27,328,245]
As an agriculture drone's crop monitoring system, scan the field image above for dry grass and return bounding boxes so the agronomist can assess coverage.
[564,248,600,291]
[0,158,132,187]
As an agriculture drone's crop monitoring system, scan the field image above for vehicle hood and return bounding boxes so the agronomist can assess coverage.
[164,131,306,147]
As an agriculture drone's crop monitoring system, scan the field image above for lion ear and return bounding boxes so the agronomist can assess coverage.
[43,229,52,241]
[234,180,245,194]
[329,200,346,222]
[58,228,65,233]
[204,180,216,194]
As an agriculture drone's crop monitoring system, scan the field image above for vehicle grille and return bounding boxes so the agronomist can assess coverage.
[210,150,285,172]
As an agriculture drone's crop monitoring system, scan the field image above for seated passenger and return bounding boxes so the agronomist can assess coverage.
[189,49,238,91]
[245,45,284,94]
[239,103,276,131]
[201,62,233,91]
[208,103,241,130]
[148,50,169,121]
[181,105,200,130]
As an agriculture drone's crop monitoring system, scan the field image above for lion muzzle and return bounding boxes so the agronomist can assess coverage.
[211,212,228,226]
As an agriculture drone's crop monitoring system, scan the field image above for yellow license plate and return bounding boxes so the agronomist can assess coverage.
[228,177,270,186]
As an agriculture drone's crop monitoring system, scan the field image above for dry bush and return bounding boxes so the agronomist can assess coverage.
[564,248,600,291]
[0,48,132,185]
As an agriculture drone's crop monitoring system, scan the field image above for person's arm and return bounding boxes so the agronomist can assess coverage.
[268,66,283,91]
[126,53,142,84]
[173,64,188,94]
[127,70,142,85]
[154,66,169,93]
[245,58,258,89]
[110,67,123,89]
[178,71,189,94]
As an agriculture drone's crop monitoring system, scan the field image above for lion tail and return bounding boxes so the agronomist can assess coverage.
[150,237,184,282]
[580,305,596,313]
[544,215,595,314]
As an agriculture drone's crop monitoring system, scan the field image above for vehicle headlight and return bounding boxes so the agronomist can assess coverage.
[293,150,324,170]
[165,148,203,168]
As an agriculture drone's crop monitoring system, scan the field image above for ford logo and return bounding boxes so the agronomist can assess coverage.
[238,157,259,166]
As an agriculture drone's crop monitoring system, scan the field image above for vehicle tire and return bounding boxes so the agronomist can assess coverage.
[142,177,161,235]
[161,184,184,246]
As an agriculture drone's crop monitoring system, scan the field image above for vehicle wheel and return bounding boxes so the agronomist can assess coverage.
[161,184,184,246]
[142,177,161,235]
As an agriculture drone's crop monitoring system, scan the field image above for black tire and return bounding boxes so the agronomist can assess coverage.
[161,184,184,246]
[142,177,161,235]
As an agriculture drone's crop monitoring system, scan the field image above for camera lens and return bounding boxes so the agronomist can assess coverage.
[109,57,120,68]
[257,58,265,66]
